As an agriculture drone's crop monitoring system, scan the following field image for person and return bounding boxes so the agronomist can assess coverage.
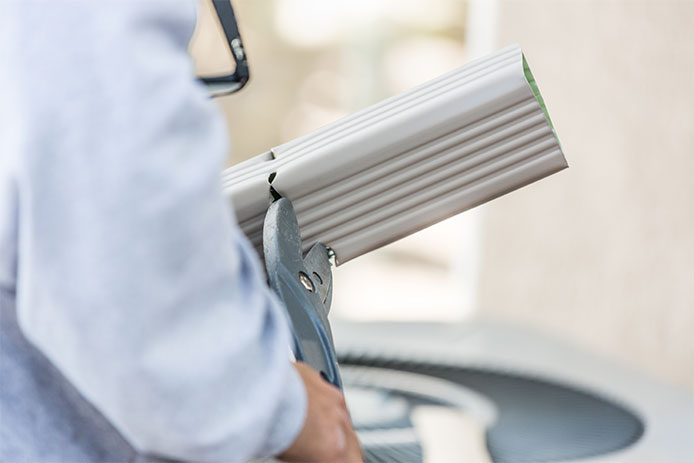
[0,1,362,462]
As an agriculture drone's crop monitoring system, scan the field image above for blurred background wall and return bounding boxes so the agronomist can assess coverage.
[192,0,694,391]
[476,0,694,392]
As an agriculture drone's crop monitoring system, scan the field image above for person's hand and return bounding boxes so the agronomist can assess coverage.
[278,362,363,463]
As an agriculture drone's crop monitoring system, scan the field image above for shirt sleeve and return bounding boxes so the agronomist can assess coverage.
[1,1,306,460]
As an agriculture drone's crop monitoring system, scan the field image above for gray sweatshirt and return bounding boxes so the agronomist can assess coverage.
[0,1,306,461]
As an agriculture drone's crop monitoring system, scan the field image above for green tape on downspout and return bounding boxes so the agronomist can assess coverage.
[522,54,555,132]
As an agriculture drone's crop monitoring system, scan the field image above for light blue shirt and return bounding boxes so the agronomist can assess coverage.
[0,1,306,461]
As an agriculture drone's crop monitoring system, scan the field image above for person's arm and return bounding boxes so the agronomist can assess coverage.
[3,1,310,460]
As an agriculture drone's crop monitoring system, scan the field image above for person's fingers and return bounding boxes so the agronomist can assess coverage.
[333,399,361,463]
[280,362,364,462]
[332,421,348,456]
[342,426,364,463]
[336,406,351,428]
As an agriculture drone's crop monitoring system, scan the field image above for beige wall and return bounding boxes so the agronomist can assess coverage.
[477,0,694,390]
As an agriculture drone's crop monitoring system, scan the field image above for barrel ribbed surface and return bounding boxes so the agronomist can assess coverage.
[222,44,567,263]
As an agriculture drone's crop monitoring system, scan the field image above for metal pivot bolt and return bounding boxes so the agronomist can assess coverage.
[298,272,314,292]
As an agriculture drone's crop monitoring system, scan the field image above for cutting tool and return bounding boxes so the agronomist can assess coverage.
[263,197,343,389]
